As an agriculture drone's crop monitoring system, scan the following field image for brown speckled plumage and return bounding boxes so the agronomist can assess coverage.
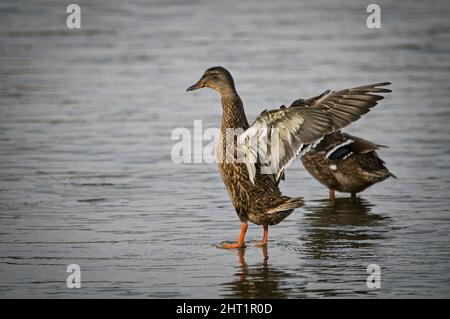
[301,131,396,197]
[187,66,391,247]
[217,87,302,226]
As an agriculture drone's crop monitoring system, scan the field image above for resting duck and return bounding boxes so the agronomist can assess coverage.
[301,131,396,200]
[187,66,391,248]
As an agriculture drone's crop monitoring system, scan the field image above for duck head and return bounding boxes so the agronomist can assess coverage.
[186,66,236,95]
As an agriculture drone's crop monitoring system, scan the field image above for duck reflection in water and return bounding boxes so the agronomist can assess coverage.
[301,197,391,260]
[221,247,300,298]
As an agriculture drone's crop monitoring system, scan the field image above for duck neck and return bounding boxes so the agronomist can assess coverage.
[220,90,249,131]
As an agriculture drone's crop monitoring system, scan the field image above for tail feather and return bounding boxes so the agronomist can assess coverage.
[267,197,304,215]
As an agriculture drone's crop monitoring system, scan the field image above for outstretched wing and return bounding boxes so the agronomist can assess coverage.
[238,82,391,183]
[292,82,392,128]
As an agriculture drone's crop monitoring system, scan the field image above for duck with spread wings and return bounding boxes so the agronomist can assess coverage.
[187,66,391,248]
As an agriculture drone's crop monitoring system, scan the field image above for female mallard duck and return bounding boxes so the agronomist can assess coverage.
[301,130,396,200]
[187,66,391,248]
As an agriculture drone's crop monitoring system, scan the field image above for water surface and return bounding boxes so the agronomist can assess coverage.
[0,0,449,298]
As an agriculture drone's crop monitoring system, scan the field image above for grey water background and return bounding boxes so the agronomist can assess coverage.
[0,0,449,298]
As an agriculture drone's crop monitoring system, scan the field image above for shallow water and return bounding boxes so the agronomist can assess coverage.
[0,0,449,298]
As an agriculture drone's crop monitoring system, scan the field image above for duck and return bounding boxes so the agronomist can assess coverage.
[300,130,396,200]
[186,66,391,248]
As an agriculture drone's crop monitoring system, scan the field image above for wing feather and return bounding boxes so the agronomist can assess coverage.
[238,82,391,183]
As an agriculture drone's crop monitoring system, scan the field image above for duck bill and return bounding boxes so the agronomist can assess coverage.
[186,80,203,91]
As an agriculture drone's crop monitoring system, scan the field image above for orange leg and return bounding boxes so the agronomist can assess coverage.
[329,189,335,201]
[219,222,248,249]
[256,225,269,247]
